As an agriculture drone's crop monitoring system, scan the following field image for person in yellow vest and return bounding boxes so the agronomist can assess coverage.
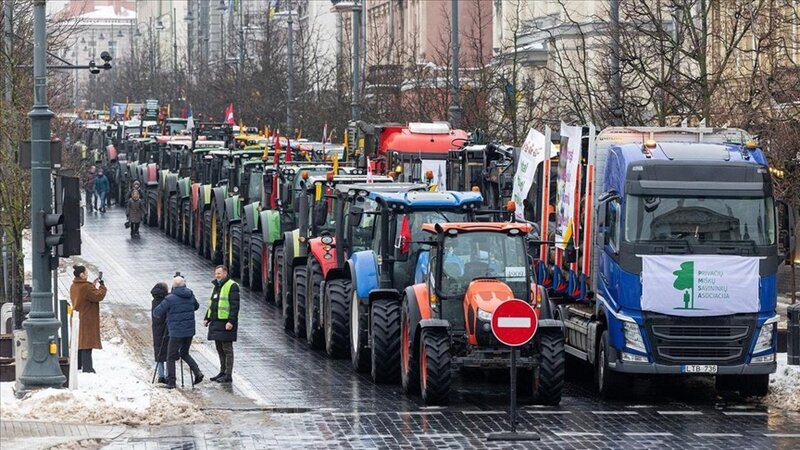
[204,265,240,383]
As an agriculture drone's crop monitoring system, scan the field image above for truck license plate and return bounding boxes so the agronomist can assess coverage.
[682,365,718,374]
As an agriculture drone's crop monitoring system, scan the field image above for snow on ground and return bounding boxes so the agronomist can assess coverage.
[765,353,800,412]
[0,316,205,425]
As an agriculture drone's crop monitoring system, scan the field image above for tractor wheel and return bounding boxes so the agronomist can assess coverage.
[293,265,307,339]
[401,298,420,394]
[273,245,284,307]
[201,209,211,259]
[596,330,628,398]
[146,190,158,226]
[180,200,190,245]
[419,329,451,405]
[241,234,251,288]
[371,301,401,384]
[280,248,294,331]
[306,259,324,349]
[229,223,242,278]
[248,235,264,291]
[210,209,223,264]
[350,291,370,373]
[737,375,770,397]
[534,330,565,406]
[168,196,178,238]
[324,278,350,358]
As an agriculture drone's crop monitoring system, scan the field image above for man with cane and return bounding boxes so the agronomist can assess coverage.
[153,274,204,389]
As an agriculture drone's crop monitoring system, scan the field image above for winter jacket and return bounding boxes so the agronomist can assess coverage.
[150,284,170,362]
[206,277,240,342]
[69,278,107,350]
[126,198,145,223]
[84,174,95,192]
[153,286,199,339]
[94,174,109,193]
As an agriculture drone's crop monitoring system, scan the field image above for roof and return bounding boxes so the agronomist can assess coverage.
[422,222,532,234]
[373,190,483,207]
[614,142,766,166]
[335,182,427,195]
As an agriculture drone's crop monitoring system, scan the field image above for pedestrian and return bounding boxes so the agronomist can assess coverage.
[204,265,240,383]
[150,282,170,384]
[84,166,96,212]
[126,189,145,238]
[130,180,143,201]
[153,275,204,389]
[94,168,110,213]
[69,265,107,373]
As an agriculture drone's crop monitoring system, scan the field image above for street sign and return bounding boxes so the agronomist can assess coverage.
[491,300,538,347]
[144,99,159,120]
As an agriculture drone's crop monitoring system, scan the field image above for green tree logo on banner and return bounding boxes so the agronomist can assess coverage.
[673,261,696,310]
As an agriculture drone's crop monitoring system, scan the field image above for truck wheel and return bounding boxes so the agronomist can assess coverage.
[201,209,211,259]
[535,330,565,406]
[401,298,420,394]
[293,265,307,339]
[229,223,242,278]
[324,279,350,358]
[146,190,158,226]
[350,291,370,373]
[249,235,263,292]
[306,259,324,349]
[371,300,401,384]
[738,374,770,397]
[596,330,627,398]
[419,329,451,405]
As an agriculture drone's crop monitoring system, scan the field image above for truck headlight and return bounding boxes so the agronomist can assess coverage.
[622,321,646,353]
[477,309,492,322]
[753,315,779,354]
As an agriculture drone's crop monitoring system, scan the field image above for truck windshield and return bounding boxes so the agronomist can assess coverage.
[440,232,528,299]
[625,195,775,245]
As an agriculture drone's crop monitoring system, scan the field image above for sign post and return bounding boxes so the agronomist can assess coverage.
[487,300,540,442]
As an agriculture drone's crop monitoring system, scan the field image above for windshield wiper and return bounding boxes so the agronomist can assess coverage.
[434,210,451,223]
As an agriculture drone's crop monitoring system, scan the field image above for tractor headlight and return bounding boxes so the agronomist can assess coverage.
[622,320,646,353]
[477,308,492,322]
[753,315,779,354]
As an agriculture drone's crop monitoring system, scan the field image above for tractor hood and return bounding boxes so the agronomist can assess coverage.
[464,279,517,313]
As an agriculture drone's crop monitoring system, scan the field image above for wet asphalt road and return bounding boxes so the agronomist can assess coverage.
[63,203,800,449]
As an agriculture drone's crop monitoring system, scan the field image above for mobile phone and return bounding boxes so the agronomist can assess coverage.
[98,271,103,281]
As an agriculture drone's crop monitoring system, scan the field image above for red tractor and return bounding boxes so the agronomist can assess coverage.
[400,222,565,405]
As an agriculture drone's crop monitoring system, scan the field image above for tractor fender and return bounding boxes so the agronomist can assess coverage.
[419,319,450,331]
[368,289,400,305]
[201,184,213,209]
[308,237,338,279]
[537,319,563,330]
[159,169,170,192]
[325,266,350,283]
[349,251,379,301]
[260,209,281,244]
[146,163,158,186]
[284,229,302,268]
[166,173,179,195]
[178,177,191,199]
[243,202,260,233]
[212,186,227,217]
[224,195,242,224]
[190,183,201,212]
[404,283,433,358]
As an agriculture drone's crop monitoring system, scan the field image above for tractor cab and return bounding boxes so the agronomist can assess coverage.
[447,137,516,210]
[201,149,232,187]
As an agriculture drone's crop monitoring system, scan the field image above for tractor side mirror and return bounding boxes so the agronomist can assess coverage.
[240,172,251,199]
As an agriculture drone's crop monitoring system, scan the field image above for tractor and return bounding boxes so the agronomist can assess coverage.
[400,222,565,405]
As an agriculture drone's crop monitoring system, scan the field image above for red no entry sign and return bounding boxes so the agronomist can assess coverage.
[491,300,538,347]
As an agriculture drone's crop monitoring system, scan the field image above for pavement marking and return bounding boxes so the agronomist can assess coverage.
[624,432,674,437]
[764,434,800,438]
[525,410,572,414]
[592,411,639,415]
[657,411,704,415]
[695,433,744,437]
[397,411,444,416]
[722,411,768,416]
[554,431,604,437]
[626,405,654,409]
[462,410,506,414]
[415,433,464,438]
[331,412,378,416]
[345,434,394,440]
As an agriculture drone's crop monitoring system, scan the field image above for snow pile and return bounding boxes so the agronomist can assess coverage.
[765,353,800,412]
[0,337,204,425]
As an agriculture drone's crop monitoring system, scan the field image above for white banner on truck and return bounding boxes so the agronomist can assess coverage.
[512,128,546,221]
[641,255,760,317]
[422,159,447,191]
[555,123,582,249]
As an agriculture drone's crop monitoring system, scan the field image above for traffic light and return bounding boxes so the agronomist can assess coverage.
[43,176,82,257]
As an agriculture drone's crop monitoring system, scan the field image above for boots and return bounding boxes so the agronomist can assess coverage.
[210,372,225,382]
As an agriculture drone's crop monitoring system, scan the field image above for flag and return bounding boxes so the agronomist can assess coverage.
[273,130,281,169]
[239,118,244,133]
[262,127,271,160]
[332,146,339,174]
[186,105,195,131]
[285,134,292,163]
[367,157,373,183]
[224,103,235,125]
[321,123,328,159]
[343,130,349,162]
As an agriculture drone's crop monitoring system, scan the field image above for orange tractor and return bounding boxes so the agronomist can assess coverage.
[400,222,565,405]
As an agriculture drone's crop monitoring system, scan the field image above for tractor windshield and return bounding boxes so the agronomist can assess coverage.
[439,231,528,300]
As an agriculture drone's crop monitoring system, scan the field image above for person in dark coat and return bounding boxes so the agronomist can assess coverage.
[94,168,110,213]
[153,275,203,389]
[84,166,96,212]
[126,190,145,238]
[150,282,170,384]
[69,265,107,373]
[204,265,240,383]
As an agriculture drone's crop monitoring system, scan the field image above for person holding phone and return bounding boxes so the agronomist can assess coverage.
[69,265,107,373]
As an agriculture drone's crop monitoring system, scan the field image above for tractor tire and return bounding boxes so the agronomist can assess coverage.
[370,301,401,384]
[400,298,420,394]
[737,375,770,397]
[324,279,350,358]
[146,190,158,226]
[180,200,190,245]
[168,196,178,238]
[534,330,565,406]
[273,245,284,307]
[201,209,211,259]
[228,224,242,278]
[350,291,370,373]
[279,247,294,331]
[158,192,165,231]
[210,209,223,264]
[248,235,264,291]
[419,329,451,405]
[306,259,324,349]
[596,330,628,399]
[293,265,308,339]
[240,234,251,288]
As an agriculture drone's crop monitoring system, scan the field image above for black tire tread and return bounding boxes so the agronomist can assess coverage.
[420,330,451,405]
[306,259,324,349]
[371,301,401,384]
[294,266,308,339]
[324,279,350,358]
[535,331,565,406]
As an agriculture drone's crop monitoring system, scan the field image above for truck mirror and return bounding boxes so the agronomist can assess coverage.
[564,247,577,264]
[776,200,796,264]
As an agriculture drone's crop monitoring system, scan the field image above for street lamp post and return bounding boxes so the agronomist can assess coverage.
[287,1,294,133]
[331,1,362,122]
[18,0,66,394]
[449,0,461,129]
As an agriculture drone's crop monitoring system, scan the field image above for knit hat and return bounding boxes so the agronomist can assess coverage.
[173,275,186,287]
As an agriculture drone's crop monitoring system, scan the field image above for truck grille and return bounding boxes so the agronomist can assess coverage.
[644,313,755,366]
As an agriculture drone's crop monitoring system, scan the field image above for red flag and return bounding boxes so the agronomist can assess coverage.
[272,130,281,170]
[399,215,411,254]
[224,103,235,125]
[285,134,292,163]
